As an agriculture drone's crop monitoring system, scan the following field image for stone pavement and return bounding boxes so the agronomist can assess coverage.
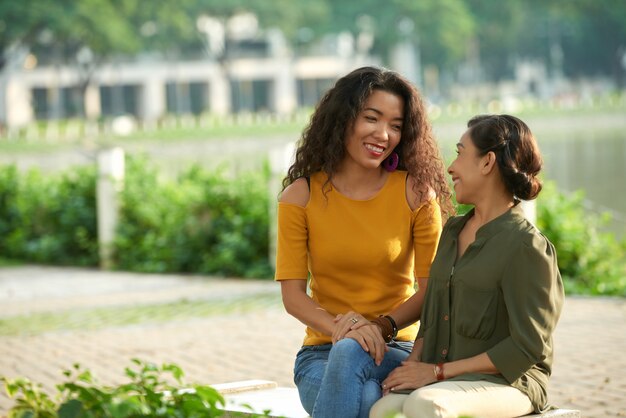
[0,266,625,417]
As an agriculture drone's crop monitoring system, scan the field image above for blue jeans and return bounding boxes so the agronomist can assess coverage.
[293,338,413,418]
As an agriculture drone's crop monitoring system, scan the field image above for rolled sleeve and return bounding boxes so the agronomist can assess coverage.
[487,233,564,383]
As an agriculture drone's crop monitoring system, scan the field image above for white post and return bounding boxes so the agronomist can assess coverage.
[520,199,537,226]
[268,142,296,269]
[97,148,125,269]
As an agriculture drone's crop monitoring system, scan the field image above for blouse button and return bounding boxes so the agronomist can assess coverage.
[441,348,448,356]
[443,314,449,321]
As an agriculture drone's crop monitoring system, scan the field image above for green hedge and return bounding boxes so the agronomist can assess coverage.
[537,182,626,296]
[0,165,98,266]
[0,162,623,293]
[114,158,272,278]
[0,158,272,279]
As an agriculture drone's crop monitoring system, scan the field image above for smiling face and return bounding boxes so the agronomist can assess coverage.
[447,129,486,205]
[343,89,404,172]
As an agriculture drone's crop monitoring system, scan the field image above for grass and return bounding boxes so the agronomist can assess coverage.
[0,291,282,336]
[118,117,306,142]
[0,113,310,154]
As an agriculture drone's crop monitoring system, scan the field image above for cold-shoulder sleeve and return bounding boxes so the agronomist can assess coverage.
[275,202,309,280]
[412,199,443,278]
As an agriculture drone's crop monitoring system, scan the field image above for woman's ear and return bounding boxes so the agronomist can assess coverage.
[481,151,497,175]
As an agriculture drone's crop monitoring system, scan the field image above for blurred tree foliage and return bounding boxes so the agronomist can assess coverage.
[1,0,625,83]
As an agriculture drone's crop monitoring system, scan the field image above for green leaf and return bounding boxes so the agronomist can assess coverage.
[9,410,35,418]
[58,399,84,418]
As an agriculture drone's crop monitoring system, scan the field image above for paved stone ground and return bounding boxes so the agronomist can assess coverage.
[0,266,625,417]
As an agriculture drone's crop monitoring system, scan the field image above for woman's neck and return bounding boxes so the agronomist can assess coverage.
[471,193,515,228]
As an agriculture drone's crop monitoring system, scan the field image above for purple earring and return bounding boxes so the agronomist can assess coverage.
[383,152,399,172]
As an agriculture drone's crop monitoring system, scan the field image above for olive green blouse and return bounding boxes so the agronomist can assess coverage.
[417,204,564,413]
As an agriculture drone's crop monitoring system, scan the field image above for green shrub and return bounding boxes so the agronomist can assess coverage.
[0,159,273,278]
[4,160,621,292]
[0,165,20,254]
[114,157,273,278]
[2,359,269,417]
[537,182,626,296]
[0,164,98,266]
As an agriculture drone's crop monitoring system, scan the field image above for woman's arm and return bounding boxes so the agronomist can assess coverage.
[387,276,428,329]
[281,280,388,364]
[391,179,442,329]
[277,178,388,362]
[278,178,338,334]
[381,352,498,394]
[280,279,336,336]
[486,235,564,382]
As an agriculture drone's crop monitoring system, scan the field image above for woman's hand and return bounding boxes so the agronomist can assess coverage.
[333,311,388,366]
[381,361,436,395]
[332,311,367,343]
[344,326,389,366]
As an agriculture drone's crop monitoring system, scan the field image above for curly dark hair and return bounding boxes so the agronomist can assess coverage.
[282,66,453,217]
[467,114,543,200]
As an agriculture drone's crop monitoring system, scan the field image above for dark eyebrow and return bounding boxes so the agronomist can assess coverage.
[363,107,382,115]
[363,107,403,121]
[456,142,465,148]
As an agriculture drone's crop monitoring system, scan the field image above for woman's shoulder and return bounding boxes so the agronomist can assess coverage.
[500,212,556,255]
[279,177,310,207]
[404,172,437,211]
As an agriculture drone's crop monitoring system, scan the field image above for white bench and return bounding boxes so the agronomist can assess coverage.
[214,380,581,418]
[214,380,308,417]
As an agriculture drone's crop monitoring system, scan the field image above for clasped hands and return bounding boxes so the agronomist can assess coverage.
[332,313,435,394]
[332,311,388,366]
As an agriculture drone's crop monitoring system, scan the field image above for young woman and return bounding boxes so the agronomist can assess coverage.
[275,66,452,418]
[370,114,564,418]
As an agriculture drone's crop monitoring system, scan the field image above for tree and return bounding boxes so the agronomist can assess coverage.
[462,0,527,81]
[467,0,626,85]
[315,0,474,71]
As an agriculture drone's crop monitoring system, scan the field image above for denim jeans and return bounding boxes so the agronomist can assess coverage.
[293,338,413,418]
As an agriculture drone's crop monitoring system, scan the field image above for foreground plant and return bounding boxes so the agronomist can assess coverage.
[2,358,267,417]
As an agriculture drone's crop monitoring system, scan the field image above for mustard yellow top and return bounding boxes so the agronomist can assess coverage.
[275,170,442,346]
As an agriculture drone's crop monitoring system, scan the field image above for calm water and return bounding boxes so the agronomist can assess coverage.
[542,133,626,232]
[437,113,626,238]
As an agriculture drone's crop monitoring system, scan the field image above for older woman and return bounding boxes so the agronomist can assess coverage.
[370,114,564,418]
